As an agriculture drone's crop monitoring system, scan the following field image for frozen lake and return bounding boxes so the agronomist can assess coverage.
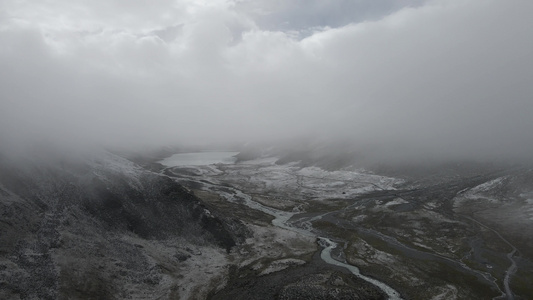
[158,151,240,167]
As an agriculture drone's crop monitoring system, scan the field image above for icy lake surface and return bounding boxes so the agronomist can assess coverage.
[158,151,240,167]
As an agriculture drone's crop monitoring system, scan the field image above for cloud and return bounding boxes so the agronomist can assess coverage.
[234,0,428,35]
[1,0,532,162]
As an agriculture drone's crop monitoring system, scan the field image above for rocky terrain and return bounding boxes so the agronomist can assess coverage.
[0,151,247,299]
[1,147,532,300]
[159,149,533,300]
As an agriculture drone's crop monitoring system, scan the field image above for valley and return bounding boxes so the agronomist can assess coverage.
[156,151,533,300]
[1,149,532,299]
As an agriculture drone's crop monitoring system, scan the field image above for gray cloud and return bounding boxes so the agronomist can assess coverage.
[1,0,532,162]
[235,0,428,35]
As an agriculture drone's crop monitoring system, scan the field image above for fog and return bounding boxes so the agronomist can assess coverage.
[1,0,532,163]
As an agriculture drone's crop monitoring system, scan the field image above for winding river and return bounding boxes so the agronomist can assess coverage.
[158,152,404,299]
[462,216,517,300]
[319,237,402,300]
[158,152,522,300]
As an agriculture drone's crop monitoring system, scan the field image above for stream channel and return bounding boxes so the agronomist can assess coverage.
[159,152,403,300]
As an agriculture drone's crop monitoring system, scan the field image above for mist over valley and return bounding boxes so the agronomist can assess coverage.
[1,0,533,299]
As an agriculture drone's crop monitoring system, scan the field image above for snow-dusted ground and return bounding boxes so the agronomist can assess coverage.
[115,235,230,300]
[157,153,533,299]
[257,258,306,276]
[520,192,533,221]
[213,157,405,202]
[457,176,507,204]
[158,151,239,167]
[159,154,406,298]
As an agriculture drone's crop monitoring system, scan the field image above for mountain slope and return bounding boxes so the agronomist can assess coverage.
[0,151,245,299]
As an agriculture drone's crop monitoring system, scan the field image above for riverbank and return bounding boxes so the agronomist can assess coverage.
[155,151,532,299]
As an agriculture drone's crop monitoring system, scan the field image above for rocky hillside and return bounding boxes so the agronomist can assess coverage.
[0,151,246,299]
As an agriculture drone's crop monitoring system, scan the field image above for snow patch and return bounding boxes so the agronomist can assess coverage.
[258,258,306,276]
[520,193,533,220]
[240,156,279,165]
[459,177,507,203]
[385,198,408,206]
[470,177,505,193]
[158,151,239,167]
[430,284,458,300]
[88,151,143,187]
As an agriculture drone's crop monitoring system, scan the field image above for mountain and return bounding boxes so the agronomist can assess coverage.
[0,151,246,299]
[2,146,532,299]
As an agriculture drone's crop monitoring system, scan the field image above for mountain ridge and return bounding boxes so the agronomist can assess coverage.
[0,151,246,299]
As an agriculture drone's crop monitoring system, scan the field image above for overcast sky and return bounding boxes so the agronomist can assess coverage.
[1,0,532,161]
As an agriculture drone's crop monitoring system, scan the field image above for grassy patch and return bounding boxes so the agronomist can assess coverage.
[511,267,533,299]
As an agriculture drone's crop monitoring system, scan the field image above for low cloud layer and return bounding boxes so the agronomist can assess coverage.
[1,0,532,162]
